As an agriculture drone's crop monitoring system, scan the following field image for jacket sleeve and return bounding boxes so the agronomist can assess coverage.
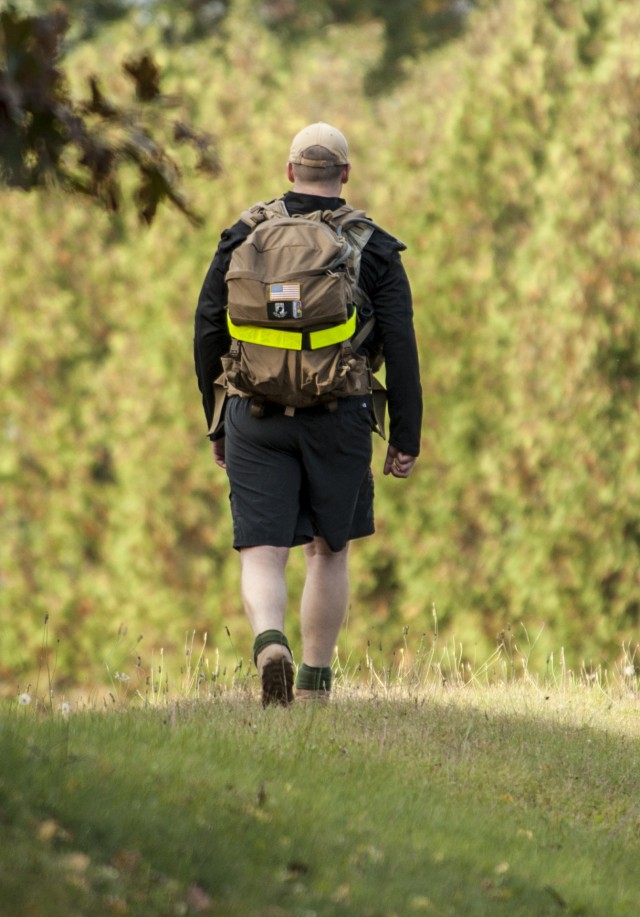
[194,222,250,437]
[359,231,423,457]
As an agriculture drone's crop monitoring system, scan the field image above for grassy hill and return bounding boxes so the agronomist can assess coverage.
[1,674,639,915]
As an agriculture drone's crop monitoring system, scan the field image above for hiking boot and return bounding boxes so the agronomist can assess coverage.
[256,643,294,707]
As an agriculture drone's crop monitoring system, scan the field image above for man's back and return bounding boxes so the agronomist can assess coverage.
[195,189,422,454]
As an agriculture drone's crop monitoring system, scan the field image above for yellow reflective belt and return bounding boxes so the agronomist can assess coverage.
[309,313,356,348]
[227,312,356,351]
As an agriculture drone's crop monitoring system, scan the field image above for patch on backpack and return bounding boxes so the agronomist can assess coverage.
[269,283,300,301]
[268,300,303,319]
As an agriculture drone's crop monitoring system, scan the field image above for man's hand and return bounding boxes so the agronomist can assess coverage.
[383,445,417,478]
[211,437,226,469]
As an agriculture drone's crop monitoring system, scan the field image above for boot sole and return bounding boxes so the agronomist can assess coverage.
[261,657,294,707]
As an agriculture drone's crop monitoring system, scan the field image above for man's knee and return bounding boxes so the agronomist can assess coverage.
[303,537,349,561]
[240,545,289,568]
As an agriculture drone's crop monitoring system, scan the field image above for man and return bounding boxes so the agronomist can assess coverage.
[194,122,422,706]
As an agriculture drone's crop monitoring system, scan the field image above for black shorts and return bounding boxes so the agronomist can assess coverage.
[224,396,375,552]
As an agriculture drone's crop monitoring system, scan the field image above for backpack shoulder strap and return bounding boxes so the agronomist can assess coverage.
[328,207,377,257]
[238,198,289,228]
[323,208,377,309]
[333,207,407,254]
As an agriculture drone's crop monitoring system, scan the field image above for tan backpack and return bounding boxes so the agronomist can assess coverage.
[213,200,383,424]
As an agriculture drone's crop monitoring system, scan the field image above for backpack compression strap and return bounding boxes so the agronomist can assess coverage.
[227,311,357,350]
[238,198,289,227]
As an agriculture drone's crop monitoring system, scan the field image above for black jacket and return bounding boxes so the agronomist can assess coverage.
[194,191,422,456]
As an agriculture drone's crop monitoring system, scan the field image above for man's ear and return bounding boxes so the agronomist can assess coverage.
[287,162,295,183]
[341,164,351,185]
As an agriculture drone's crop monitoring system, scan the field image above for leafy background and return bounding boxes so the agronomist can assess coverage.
[2,0,640,691]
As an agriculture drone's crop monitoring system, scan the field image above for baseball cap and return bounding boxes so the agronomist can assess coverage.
[288,122,349,168]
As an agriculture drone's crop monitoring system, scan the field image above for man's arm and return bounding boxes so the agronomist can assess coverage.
[383,445,417,478]
[211,438,226,468]
[194,222,251,434]
[359,232,423,459]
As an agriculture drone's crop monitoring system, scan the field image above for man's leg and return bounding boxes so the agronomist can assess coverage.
[240,545,294,706]
[297,537,350,698]
[240,545,289,634]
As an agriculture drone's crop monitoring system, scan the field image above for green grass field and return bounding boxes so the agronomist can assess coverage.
[1,665,638,917]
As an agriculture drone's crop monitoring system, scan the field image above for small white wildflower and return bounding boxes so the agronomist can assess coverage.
[114,672,131,683]
[623,665,636,678]
[18,692,32,705]
[60,702,72,715]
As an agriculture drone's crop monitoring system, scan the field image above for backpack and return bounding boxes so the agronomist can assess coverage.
[214,200,382,422]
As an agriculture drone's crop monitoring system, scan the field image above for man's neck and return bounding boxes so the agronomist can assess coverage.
[291,181,343,198]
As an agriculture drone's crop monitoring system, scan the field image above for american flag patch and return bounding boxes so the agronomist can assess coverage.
[269,283,301,301]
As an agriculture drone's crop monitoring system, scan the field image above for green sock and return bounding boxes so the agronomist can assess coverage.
[295,663,332,693]
[252,630,291,666]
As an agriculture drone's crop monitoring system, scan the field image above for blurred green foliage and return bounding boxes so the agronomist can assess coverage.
[2,0,640,688]
[259,0,474,94]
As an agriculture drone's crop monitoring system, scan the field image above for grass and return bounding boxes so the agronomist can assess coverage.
[1,635,639,916]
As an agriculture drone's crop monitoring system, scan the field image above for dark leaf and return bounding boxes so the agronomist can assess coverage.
[123,52,161,101]
[173,120,221,175]
[86,77,117,118]
[135,169,166,224]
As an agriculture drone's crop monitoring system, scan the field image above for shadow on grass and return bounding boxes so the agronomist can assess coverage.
[0,689,638,915]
